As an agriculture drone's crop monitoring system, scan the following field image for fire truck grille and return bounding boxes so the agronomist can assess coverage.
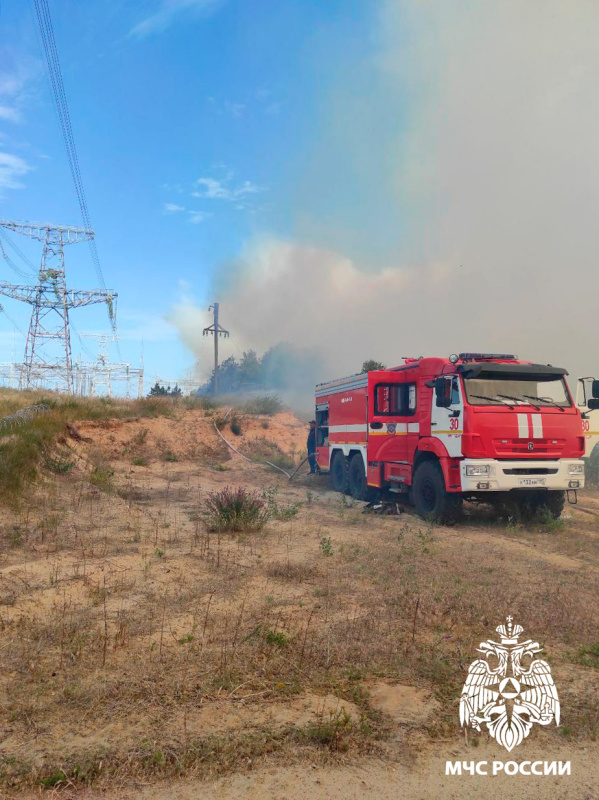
[502,467,559,475]
[493,438,565,456]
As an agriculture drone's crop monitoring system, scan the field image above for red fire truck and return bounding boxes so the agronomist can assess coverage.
[314,354,585,522]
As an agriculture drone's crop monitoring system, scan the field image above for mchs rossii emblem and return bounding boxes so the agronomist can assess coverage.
[460,617,560,752]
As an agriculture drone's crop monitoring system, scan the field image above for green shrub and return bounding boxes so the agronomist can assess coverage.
[300,709,353,750]
[263,628,289,647]
[242,395,284,416]
[40,770,67,789]
[205,486,271,532]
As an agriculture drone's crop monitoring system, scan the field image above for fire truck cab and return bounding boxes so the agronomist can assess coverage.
[315,354,585,522]
[576,377,599,457]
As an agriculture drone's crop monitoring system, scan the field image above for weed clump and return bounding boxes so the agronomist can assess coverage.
[299,709,354,751]
[241,395,284,416]
[262,486,301,520]
[241,437,294,471]
[205,486,270,532]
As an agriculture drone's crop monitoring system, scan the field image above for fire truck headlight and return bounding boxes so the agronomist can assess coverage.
[466,464,490,477]
[568,463,584,475]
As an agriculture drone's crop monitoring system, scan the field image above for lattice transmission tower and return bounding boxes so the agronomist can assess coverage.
[0,220,117,393]
[73,334,144,398]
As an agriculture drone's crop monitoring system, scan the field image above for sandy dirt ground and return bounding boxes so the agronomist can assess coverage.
[2,405,599,799]
[23,743,599,800]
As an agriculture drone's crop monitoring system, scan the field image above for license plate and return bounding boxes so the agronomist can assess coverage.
[518,478,546,487]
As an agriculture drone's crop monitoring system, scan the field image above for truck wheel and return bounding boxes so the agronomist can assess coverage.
[348,453,377,502]
[412,460,462,524]
[330,451,349,493]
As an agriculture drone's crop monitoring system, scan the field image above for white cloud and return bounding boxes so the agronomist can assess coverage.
[0,55,38,125]
[115,311,179,343]
[189,211,209,224]
[0,56,41,194]
[192,177,230,199]
[0,152,32,194]
[0,105,20,123]
[129,0,224,38]
[192,176,263,201]
[164,202,185,213]
[224,101,246,119]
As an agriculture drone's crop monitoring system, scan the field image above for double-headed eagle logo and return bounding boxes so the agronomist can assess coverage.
[460,617,560,751]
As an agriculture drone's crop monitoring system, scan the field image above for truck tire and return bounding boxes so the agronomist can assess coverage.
[348,453,377,502]
[412,460,462,524]
[330,451,349,494]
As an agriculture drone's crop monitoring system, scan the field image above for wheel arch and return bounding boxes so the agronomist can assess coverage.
[412,444,453,490]
[329,447,345,469]
[348,448,365,472]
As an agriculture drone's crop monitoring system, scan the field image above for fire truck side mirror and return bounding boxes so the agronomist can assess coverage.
[592,380,599,399]
[588,399,599,411]
[434,377,452,408]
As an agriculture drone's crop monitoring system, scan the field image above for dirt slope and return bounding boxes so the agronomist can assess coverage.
[1,404,598,798]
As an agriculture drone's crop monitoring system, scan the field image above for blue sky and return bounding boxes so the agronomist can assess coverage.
[0,0,379,388]
[5,1,596,390]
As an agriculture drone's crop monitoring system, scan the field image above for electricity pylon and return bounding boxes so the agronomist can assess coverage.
[0,220,117,393]
[73,334,144,398]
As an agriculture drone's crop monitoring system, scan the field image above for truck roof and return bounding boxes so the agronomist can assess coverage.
[315,355,566,394]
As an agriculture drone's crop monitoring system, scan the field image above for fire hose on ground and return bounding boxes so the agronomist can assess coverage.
[213,422,313,481]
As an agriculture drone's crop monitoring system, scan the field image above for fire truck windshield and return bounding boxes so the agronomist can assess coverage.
[463,375,571,408]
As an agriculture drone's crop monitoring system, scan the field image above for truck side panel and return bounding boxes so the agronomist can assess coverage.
[315,374,368,472]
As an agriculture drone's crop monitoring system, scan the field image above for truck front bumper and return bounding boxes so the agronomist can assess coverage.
[460,459,585,492]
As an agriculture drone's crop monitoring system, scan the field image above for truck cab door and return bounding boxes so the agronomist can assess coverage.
[430,375,463,457]
[315,402,329,471]
[368,374,416,464]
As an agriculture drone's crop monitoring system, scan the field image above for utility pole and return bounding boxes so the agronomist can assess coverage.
[203,302,229,395]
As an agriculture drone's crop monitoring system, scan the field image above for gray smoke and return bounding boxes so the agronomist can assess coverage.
[171,0,599,394]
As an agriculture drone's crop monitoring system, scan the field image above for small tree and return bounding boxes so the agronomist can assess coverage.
[149,382,182,397]
[361,359,386,373]
[149,382,168,396]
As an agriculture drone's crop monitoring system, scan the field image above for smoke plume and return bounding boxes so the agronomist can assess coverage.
[172,0,599,392]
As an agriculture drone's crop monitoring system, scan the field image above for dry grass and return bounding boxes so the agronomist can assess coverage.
[1,397,599,791]
[0,389,222,505]
[240,436,296,470]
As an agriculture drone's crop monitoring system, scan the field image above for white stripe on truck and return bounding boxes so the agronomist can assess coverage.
[517,413,529,438]
[329,425,368,433]
[531,414,543,438]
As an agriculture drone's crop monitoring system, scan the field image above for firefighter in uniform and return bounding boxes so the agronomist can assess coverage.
[307,420,316,474]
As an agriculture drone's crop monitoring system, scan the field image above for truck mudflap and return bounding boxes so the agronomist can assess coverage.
[460,459,585,493]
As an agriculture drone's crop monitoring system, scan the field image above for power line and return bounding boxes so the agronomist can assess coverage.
[70,320,95,360]
[0,233,34,280]
[0,231,37,276]
[30,0,121,359]
[0,303,26,338]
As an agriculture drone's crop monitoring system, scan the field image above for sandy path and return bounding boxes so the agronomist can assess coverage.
[33,743,599,800]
